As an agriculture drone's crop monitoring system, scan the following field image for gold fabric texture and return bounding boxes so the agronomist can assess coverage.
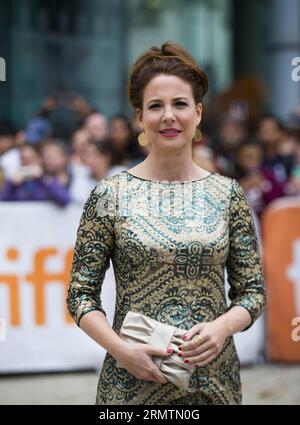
[67,170,266,405]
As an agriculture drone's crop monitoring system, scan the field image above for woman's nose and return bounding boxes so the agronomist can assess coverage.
[162,106,176,121]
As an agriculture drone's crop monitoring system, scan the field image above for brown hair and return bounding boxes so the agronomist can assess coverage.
[128,41,208,111]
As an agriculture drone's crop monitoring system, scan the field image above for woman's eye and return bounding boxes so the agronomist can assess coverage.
[175,101,187,107]
[149,104,160,109]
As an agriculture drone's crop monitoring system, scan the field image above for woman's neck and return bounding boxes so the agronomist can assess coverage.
[132,153,208,182]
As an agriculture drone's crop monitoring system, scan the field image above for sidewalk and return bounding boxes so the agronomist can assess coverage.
[0,364,299,405]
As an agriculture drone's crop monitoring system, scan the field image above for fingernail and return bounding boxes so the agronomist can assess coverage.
[184,359,189,363]
[183,336,188,340]
[166,348,173,353]
[195,364,199,368]
[178,351,183,357]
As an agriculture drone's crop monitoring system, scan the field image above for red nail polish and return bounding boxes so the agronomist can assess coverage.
[195,364,199,368]
[178,352,182,357]
[166,349,173,353]
[184,359,189,363]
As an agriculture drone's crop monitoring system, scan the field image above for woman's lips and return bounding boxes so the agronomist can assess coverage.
[159,130,182,138]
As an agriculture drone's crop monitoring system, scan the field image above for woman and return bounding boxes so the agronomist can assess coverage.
[67,42,266,405]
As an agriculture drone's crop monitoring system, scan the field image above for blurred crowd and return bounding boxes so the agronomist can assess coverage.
[1,89,300,220]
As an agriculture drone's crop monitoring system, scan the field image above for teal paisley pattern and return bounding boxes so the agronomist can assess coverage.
[67,170,266,405]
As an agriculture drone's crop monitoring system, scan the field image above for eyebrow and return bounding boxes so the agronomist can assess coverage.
[147,97,189,105]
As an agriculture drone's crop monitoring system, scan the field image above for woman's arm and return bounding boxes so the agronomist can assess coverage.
[67,180,115,326]
[78,310,127,360]
[225,178,266,330]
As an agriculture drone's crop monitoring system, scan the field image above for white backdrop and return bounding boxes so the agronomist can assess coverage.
[0,202,264,373]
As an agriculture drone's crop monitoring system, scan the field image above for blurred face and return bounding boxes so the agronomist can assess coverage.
[237,145,263,171]
[85,113,108,141]
[42,144,68,174]
[136,74,202,151]
[219,121,246,149]
[192,144,216,172]
[72,129,91,157]
[111,118,130,148]
[257,118,283,145]
[84,144,110,175]
[20,145,41,166]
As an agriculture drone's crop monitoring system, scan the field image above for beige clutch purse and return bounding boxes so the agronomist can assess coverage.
[115,311,195,391]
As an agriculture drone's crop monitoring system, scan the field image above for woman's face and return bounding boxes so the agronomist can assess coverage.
[136,74,202,151]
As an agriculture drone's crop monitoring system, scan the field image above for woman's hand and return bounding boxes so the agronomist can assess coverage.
[114,342,173,384]
[178,319,231,368]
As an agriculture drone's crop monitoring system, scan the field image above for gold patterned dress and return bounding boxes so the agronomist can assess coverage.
[67,170,266,405]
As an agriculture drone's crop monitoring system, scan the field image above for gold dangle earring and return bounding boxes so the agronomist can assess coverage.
[194,127,202,142]
[138,132,149,146]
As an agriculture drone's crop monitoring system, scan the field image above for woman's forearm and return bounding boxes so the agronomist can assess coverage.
[79,310,126,360]
[214,305,252,337]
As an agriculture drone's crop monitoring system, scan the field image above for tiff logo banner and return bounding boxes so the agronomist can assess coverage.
[0,57,6,81]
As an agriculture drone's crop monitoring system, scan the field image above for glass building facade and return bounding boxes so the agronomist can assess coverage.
[0,0,232,127]
[1,0,299,127]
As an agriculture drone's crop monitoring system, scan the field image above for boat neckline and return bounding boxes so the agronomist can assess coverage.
[122,170,215,184]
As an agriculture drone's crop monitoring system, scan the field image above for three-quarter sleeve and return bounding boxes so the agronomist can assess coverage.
[226,178,266,331]
[67,179,116,327]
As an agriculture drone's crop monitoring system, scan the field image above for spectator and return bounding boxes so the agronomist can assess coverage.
[85,139,126,180]
[70,128,92,167]
[110,114,146,167]
[285,134,300,196]
[41,140,72,189]
[0,120,21,180]
[192,143,217,173]
[25,116,52,145]
[256,114,294,185]
[213,117,249,177]
[234,141,285,218]
[0,143,71,206]
[83,112,109,142]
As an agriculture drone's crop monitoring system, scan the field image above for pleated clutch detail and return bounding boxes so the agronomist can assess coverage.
[116,311,195,391]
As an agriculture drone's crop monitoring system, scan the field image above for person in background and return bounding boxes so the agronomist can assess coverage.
[284,135,300,196]
[192,142,217,173]
[69,139,126,204]
[256,115,294,185]
[213,117,249,177]
[0,143,71,206]
[234,141,285,218]
[24,116,52,145]
[0,120,21,180]
[41,140,72,188]
[83,111,109,142]
[110,114,146,167]
[85,139,127,180]
[70,128,92,168]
